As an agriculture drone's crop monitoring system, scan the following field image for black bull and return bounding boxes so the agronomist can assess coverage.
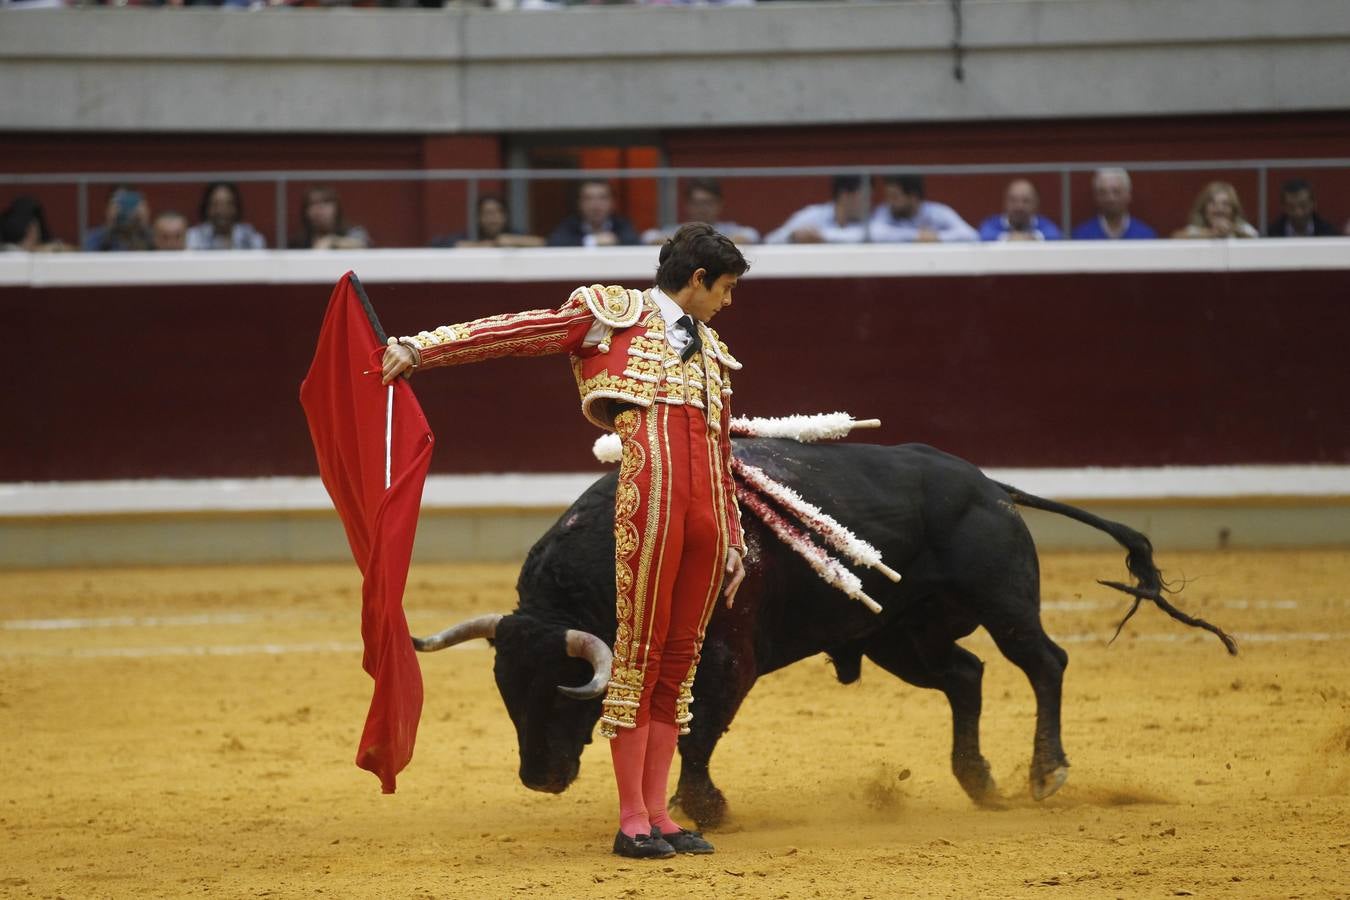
[414,440,1235,828]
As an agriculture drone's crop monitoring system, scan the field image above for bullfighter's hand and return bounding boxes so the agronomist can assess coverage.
[381,337,416,385]
[723,548,746,609]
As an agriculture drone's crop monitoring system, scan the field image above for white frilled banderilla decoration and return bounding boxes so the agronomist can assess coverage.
[592,412,900,613]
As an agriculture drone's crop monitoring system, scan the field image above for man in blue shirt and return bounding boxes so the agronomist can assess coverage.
[1071,168,1156,240]
[978,179,1062,241]
[868,175,977,243]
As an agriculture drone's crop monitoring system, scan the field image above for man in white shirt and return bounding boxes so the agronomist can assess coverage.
[764,176,868,244]
[868,175,977,243]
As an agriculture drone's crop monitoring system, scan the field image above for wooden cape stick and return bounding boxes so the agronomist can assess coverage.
[348,273,395,491]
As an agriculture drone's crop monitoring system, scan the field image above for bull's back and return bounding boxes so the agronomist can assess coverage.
[729,440,1025,671]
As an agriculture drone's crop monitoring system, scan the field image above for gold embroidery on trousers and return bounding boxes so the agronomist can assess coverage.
[600,408,659,737]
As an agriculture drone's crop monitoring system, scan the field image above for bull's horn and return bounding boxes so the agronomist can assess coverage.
[412,613,503,652]
[556,629,613,700]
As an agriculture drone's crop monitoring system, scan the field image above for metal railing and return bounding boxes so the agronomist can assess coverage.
[4,158,1348,247]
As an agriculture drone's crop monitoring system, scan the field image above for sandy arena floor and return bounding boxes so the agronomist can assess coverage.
[2,550,1348,899]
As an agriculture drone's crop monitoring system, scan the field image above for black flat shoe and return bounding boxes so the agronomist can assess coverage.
[657,827,715,854]
[612,829,676,860]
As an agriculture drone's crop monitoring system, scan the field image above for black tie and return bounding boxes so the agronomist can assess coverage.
[676,315,703,362]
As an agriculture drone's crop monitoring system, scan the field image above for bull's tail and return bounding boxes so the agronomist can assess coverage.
[994,481,1238,656]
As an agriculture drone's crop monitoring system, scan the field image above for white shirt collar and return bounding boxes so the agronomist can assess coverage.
[651,286,690,326]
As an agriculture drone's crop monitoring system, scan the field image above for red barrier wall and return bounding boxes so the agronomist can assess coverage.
[4,268,1348,482]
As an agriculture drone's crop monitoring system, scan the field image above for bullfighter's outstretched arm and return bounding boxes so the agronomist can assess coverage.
[394,288,597,370]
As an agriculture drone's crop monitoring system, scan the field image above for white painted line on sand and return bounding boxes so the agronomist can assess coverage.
[1,607,489,631]
[5,630,1347,661]
[3,612,285,630]
[1,640,490,660]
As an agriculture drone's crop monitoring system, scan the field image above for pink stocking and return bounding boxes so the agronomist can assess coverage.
[610,723,651,837]
[642,721,683,835]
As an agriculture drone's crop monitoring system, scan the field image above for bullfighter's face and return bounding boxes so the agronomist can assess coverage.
[684,272,738,324]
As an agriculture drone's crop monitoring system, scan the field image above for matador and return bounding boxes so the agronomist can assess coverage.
[381,223,750,860]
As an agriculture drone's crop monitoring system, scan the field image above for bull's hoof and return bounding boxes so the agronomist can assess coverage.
[955,759,1000,808]
[671,785,728,831]
[966,772,1002,808]
[1031,765,1069,801]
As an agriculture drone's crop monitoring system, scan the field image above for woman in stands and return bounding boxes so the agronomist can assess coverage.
[430,195,545,248]
[1172,181,1259,239]
[186,182,266,251]
[0,195,70,253]
[290,186,372,250]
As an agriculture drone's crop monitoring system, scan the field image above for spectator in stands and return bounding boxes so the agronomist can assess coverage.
[186,182,266,250]
[868,174,977,243]
[430,195,545,248]
[641,178,760,245]
[83,185,154,252]
[1171,181,1259,239]
[764,175,868,244]
[978,179,1061,241]
[152,211,189,251]
[1071,168,1156,240]
[291,186,371,250]
[1266,178,1338,237]
[0,195,70,252]
[547,180,640,247]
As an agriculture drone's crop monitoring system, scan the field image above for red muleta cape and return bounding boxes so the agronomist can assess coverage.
[299,272,433,793]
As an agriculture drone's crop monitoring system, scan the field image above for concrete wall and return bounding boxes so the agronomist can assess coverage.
[5,498,1348,570]
[2,0,1348,133]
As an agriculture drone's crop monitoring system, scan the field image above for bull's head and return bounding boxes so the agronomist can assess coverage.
[413,613,611,793]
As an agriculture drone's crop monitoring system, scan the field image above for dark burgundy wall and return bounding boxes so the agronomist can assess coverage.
[4,268,1348,483]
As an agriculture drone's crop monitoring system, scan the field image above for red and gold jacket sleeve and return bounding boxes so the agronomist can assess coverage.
[398,288,596,369]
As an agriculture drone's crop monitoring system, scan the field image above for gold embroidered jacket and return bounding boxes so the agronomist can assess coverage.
[399,284,745,550]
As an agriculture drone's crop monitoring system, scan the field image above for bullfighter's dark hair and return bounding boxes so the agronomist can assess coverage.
[655,222,749,294]
[884,174,926,198]
[197,181,244,226]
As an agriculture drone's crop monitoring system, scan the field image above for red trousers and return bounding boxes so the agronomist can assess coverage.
[600,403,730,737]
